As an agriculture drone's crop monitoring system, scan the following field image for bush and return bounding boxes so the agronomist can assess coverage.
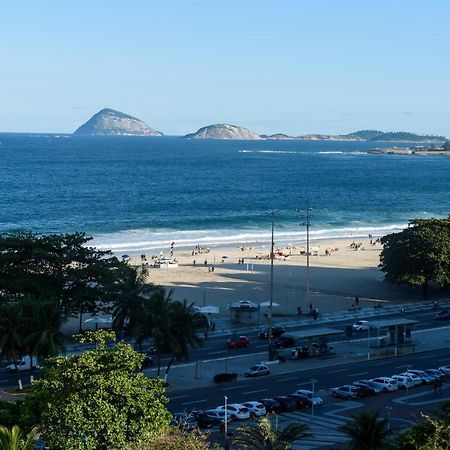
[213,373,237,383]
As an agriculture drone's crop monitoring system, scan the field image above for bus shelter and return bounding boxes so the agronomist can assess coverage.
[368,318,418,357]
[284,327,344,359]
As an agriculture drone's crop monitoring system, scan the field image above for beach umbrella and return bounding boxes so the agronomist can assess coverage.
[84,315,112,331]
[221,255,228,259]
[121,254,130,260]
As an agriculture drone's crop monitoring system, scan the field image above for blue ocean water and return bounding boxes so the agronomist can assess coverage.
[1,134,449,253]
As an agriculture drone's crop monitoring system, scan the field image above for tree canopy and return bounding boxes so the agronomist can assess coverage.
[24,330,171,450]
[379,218,450,298]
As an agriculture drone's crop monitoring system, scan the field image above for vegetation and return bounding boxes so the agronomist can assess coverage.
[24,330,171,450]
[232,415,312,449]
[338,410,391,450]
[0,425,39,450]
[443,140,450,151]
[379,218,450,298]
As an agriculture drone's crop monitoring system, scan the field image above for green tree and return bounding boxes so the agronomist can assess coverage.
[443,140,450,151]
[379,218,450,298]
[24,330,171,450]
[338,410,391,450]
[233,415,312,449]
[0,425,39,450]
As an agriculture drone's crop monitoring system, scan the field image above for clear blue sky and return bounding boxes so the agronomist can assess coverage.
[1,0,449,136]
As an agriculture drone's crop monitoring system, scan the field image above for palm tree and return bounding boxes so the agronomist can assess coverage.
[22,299,66,364]
[0,425,39,450]
[339,410,392,450]
[233,416,312,450]
[112,266,154,347]
[163,299,204,382]
[0,303,25,387]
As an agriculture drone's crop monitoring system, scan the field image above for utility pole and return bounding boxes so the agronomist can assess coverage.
[305,200,311,309]
[311,378,317,419]
[268,212,275,361]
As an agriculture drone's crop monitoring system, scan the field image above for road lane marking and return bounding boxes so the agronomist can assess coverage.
[349,372,368,377]
[222,386,246,391]
[279,377,298,382]
[169,395,189,400]
[181,399,207,406]
[208,351,225,356]
[328,369,347,373]
[256,344,268,349]
[416,355,431,359]
[437,358,450,363]
[243,389,267,395]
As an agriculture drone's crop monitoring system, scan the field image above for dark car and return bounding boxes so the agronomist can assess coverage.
[192,410,222,429]
[287,394,309,409]
[259,327,285,339]
[273,336,295,349]
[227,336,250,349]
[436,310,450,320]
[274,396,297,411]
[259,398,282,414]
[354,385,376,398]
[171,412,197,429]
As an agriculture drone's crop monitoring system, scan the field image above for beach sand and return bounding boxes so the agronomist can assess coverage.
[130,237,420,318]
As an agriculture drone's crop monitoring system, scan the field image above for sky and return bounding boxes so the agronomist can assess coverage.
[1,0,449,136]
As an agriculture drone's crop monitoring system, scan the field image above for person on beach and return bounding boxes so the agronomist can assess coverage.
[355,296,359,306]
[297,306,302,316]
[193,259,196,266]
[309,303,313,312]
[204,259,208,266]
[211,266,215,272]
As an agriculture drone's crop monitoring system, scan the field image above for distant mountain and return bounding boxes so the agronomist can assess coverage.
[185,124,261,140]
[73,108,163,136]
[267,129,446,143]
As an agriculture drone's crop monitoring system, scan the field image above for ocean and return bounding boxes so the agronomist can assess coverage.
[1,133,449,255]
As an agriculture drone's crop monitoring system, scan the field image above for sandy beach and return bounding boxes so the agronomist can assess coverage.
[130,237,420,318]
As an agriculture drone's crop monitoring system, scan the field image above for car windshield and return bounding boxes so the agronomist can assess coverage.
[249,366,259,371]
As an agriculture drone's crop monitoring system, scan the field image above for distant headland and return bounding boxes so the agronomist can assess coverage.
[72,109,446,144]
[73,108,163,136]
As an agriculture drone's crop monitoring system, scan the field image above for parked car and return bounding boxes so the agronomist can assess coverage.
[370,377,398,392]
[353,380,382,394]
[204,410,232,423]
[352,320,372,332]
[390,375,415,389]
[6,356,38,372]
[424,369,445,381]
[331,385,360,399]
[353,385,377,397]
[192,411,220,429]
[215,404,250,421]
[259,398,282,414]
[259,327,285,339]
[406,370,435,384]
[438,365,450,376]
[273,336,295,349]
[294,389,323,406]
[288,394,310,409]
[171,412,197,429]
[242,401,267,417]
[245,364,270,377]
[227,336,250,349]
[435,310,450,320]
[398,372,422,386]
[274,396,297,411]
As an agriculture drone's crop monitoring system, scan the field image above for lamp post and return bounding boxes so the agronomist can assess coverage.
[224,395,228,435]
[311,378,317,419]
[305,201,311,309]
[406,365,411,403]
[386,406,393,430]
[268,212,275,361]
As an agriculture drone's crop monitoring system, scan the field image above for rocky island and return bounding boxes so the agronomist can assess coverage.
[73,108,163,136]
[185,124,261,140]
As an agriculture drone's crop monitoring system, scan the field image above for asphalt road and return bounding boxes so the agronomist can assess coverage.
[167,346,450,414]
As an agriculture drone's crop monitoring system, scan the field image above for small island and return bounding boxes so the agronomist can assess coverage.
[185,124,262,140]
[73,108,163,136]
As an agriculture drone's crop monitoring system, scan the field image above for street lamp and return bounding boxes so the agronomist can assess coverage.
[406,365,412,403]
[386,406,393,430]
[296,202,312,309]
[311,378,317,419]
[268,212,275,361]
[224,395,228,436]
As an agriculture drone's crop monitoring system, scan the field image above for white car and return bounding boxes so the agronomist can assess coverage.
[215,404,250,421]
[352,320,372,332]
[205,409,232,422]
[399,372,423,386]
[242,401,267,417]
[244,364,270,378]
[294,389,323,406]
[371,377,398,392]
[6,356,38,372]
[391,375,415,389]
[405,370,435,384]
